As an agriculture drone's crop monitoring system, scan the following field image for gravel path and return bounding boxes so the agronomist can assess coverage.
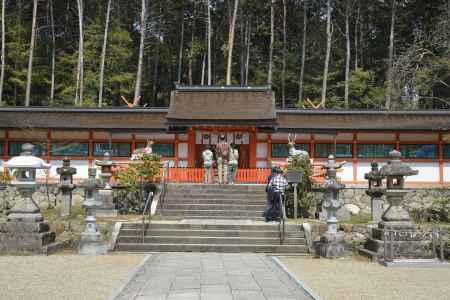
[0,255,145,300]
[280,256,450,300]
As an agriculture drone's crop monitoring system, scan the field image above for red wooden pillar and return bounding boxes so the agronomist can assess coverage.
[4,129,9,159]
[174,134,179,167]
[353,132,358,183]
[395,132,400,151]
[46,130,52,163]
[88,130,94,167]
[438,132,444,185]
[187,128,196,167]
[249,128,257,169]
[267,134,272,166]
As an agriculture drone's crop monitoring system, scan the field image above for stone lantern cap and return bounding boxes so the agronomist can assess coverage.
[379,150,418,177]
[4,143,50,169]
[57,157,77,175]
[364,162,384,180]
[95,151,115,167]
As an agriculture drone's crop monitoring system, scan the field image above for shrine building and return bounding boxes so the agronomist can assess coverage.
[0,85,449,187]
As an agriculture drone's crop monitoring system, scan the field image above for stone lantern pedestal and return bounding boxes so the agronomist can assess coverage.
[317,155,347,258]
[0,144,60,254]
[360,151,431,261]
[57,157,77,218]
[95,152,117,217]
[79,168,108,255]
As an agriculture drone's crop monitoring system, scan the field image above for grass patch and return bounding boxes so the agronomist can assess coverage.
[340,213,372,225]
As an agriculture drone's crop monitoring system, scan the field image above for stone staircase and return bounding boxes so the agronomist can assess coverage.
[160,184,267,220]
[114,184,308,254]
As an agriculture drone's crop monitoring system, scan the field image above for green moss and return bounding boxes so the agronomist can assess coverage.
[340,213,372,225]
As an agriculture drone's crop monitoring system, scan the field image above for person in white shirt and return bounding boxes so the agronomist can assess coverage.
[228,145,239,184]
[202,147,214,184]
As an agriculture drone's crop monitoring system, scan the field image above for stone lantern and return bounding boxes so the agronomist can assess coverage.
[318,155,347,258]
[365,162,385,222]
[57,157,77,217]
[0,143,59,254]
[4,143,51,222]
[95,152,117,216]
[379,150,418,228]
[79,168,107,255]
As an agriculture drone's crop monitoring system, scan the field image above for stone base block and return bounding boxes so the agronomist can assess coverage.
[96,209,118,218]
[79,232,108,255]
[379,259,450,268]
[316,232,347,258]
[0,221,60,255]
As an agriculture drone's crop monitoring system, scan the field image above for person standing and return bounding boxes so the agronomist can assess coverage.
[228,144,239,184]
[202,147,214,184]
[216,134,230,184]
[264,167,278,222]
[266,168,288,222]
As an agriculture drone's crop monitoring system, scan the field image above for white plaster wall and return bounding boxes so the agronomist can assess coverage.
[178,160,188,168]
[0,159,3,172]
[36,160,89,181]
[256,143,268,158]
[256,161,268,168]
[444,163,450,182]
[339,162,354,182]
[178,143,188,159]
[405,162,439,182]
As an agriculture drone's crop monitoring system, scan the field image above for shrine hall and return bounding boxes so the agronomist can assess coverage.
[0,85,449,187]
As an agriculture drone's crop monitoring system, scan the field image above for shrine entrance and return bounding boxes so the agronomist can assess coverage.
[193,128,253,169]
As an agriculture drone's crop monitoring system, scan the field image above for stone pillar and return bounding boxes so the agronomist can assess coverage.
[79,168,107,255]
[95,152,117,217]
[317,155,347,258]
[56,157,77,217]
[364,162,385,222]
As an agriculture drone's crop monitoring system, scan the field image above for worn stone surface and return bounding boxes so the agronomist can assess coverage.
[114,253,312,300]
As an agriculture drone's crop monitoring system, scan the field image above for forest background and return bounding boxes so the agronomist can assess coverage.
[0,0,449,109]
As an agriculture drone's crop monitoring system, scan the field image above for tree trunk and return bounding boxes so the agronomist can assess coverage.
[177,7,185,84]
[0,0,5,106]
[25,0,38,107]
[245,18,251,86]
[188,6,196,85]
[207,0,212,85]
[268,0,275,85]
[344,0,351,108]
[76,0,84,106]
[201,53,206,85]
[49,0,56,105]
[281,0,287,108]
[354,1,359,70]
[298,0,307,104]
[134,0,146,101]
[98,0,112,107]
[240,16,245,86]
[320,0,332,108]
[385,0,396,110]
[226,0,239,85]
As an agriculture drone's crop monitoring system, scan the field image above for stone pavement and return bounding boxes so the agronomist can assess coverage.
[114,253,313,300]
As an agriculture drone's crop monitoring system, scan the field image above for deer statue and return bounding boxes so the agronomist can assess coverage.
[287,134,310,162]
[131,140,153,161]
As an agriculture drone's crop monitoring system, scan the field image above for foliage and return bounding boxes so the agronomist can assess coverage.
[0,169,11,185]
[0,0,450,108]
[115,154,162,193]
[285,156,315,218]
[428,195,450,223]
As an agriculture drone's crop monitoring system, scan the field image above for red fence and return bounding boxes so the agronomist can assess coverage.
[165,168,271,184]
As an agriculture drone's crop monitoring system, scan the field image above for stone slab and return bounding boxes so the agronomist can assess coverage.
[378,258,450,268]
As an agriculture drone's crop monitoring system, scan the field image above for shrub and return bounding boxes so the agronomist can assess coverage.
[0,169,11,186]
[115,154,162,193]
[285,156,315,218]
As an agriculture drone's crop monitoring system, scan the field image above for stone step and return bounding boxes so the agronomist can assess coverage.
[117,236,306,246]
[163,198,266,205]
[121,222,301,231]
[162,209,264,218]
[161,215,267,221]
[167,184,266,191]
[119,229,304,238]
[114,243,308,253]
[163,204,266,211]
[165,193,265,199]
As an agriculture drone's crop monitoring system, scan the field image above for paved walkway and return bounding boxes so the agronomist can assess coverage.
[114,253,312,300]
